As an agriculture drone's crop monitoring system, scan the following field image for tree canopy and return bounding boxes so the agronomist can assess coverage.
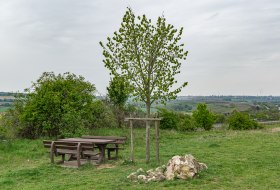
[100,8,188,115]
[100,8,188,163]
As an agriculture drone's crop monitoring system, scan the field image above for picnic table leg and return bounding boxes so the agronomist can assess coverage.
[50,141,55,164]
[96,144,106,164]
[62,154,65,163]
[77,143,81,167]
[115,145,119,159]
[107,149,111,160]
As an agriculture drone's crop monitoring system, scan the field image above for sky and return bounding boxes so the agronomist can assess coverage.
[0,0,280,96]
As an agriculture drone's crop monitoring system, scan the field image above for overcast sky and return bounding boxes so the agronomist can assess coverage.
[0,0,279,96]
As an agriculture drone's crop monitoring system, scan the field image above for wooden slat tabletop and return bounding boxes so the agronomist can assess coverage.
[58,138,115,144]
[81,136,126,140]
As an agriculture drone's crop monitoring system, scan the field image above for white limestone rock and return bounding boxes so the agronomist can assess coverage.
[127,154,207,183]
[165,154,207,180]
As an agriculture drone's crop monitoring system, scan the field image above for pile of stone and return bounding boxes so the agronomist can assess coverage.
[127,154,207,183]
[127,165,167,183]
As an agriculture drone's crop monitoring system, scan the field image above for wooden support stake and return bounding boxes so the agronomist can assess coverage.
[155,120,159,164]
[130,119,134,162]
[146,120,150,163]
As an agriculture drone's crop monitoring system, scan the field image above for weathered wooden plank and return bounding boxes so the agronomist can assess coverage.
[124,118,162,121]
[81,136,126,140]
[58,138,114,144]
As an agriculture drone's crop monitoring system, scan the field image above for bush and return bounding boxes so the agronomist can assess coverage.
[215,113,226,123]
[157,108,178,130]
[90,100,118,129]
[192,103,215,130]
[177,114,197,131]
[1,72,109,139]
[228,111,262,130]
[157,108,197,131]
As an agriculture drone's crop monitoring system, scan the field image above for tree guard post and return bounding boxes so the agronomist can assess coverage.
[155,120,159,164]
[130,118,134,162]
[125,117,161,164]
[146,118,150,164]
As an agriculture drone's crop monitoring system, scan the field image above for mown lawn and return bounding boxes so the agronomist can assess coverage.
[0,125,280,190]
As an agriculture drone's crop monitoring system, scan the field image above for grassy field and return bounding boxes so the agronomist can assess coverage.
[206,102,252,113]
[0,125,280,190]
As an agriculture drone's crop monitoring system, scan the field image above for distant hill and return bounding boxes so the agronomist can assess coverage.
[1,92,280,114]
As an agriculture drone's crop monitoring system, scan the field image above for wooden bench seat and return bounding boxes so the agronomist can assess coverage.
[43,140,100,167]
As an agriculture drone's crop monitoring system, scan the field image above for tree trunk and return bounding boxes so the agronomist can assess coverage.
[146,102,151,163]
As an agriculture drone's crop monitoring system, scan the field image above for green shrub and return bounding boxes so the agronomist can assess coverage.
[193,103,215,130]
[215,113,226,123]
[157,108,197,131]
[177,114,197,131]
[228,111,262,130]
[157,108,178,130]
[91,100,118,129]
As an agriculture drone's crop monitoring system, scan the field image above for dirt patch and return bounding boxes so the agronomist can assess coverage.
[271,128,280,132]
[96,164,115,170]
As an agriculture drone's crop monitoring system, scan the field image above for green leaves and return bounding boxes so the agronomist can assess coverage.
[100,8,188,114]
[228,111,262,130]
[107,76,130,107]
[193,103,215,131]
[11,72,97,138]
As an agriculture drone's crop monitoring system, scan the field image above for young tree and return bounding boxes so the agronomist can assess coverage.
[107,76,130,108]
[100,8,188,162]
[192,103,215,131]
[107,76,130,127]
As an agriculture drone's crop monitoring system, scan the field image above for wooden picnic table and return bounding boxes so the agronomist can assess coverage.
[58,138,115,163]
[81,135,127,160]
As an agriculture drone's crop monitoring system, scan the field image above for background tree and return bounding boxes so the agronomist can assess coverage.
[107,76,130,127]
[193,103,215,130]
[100,8,188,162]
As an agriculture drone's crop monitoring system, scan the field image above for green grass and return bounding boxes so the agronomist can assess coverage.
[1,126,280,190]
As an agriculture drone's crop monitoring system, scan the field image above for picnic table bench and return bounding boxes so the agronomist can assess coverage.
[81,136,126,160]
[43,140,100,167]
